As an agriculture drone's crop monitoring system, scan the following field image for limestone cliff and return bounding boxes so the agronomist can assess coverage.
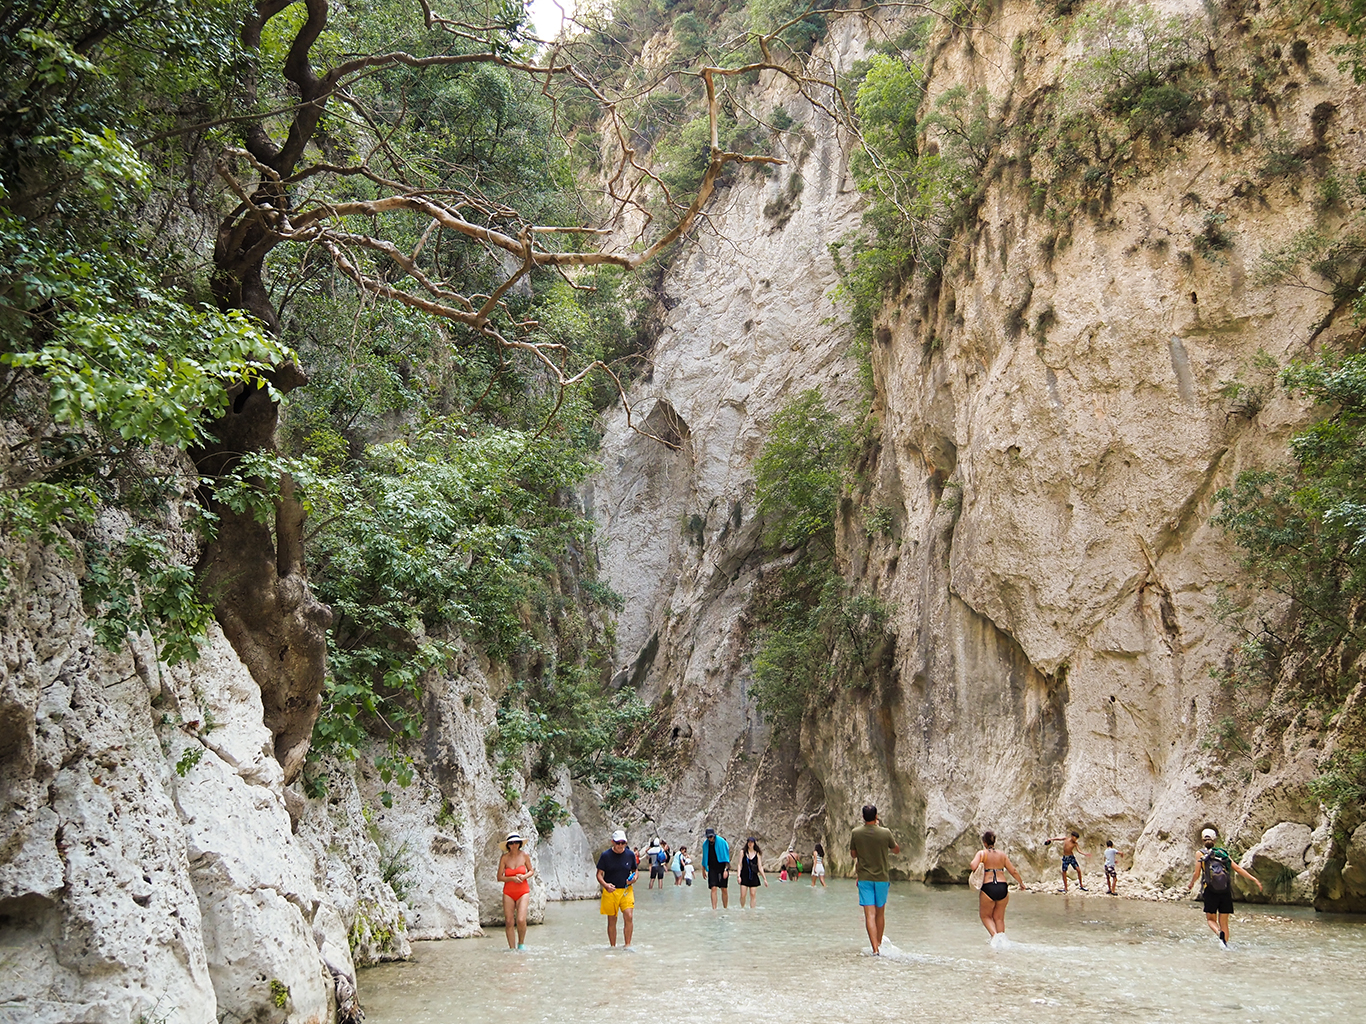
[592,1,1366,909]
[0,500,599,1024]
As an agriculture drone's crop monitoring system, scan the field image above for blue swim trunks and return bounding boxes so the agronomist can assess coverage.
[857,880,890,907]
[1061,855,1079,871]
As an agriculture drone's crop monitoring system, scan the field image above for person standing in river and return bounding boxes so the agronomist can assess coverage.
[781,847,800,881]
[737,837,769,908]
[810,843,827,887]
[969,831,1026,943]
[1186,826,1262,947]
[1045,830,1088,891]
[850,804,900,955]
[645,836,665,889]
[596,829,639,948]
[703,826,731,909]
[497,832,535,950]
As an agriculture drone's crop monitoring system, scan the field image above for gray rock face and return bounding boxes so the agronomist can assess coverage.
[1239,822,1316,902]
[0,524,602,1023]
[0,520,332,1024]
[590,14,873,854]
[590,4,1365,902]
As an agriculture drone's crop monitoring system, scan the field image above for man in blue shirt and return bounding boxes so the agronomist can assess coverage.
[595,829,639,947]
[702,826,731,909]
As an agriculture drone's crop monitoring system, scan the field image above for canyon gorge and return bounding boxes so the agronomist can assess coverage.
[3,2,1365,1023]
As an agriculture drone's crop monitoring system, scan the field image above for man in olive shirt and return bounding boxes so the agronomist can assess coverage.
[849,804,901,955]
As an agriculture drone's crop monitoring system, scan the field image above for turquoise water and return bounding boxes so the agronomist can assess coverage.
[359,880,1366,1023]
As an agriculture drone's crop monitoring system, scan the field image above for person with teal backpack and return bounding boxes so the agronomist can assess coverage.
[1186,826,1263,947]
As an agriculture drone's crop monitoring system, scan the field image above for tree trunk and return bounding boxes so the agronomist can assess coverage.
[195,366,331,784]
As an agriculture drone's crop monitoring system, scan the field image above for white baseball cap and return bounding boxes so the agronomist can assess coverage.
[1201,828,1217,840]
[611,829,628,843]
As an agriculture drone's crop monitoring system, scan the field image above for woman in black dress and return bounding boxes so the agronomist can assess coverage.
[737,837,769,908]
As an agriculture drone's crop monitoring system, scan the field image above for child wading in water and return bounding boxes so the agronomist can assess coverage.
[810,843,826,887]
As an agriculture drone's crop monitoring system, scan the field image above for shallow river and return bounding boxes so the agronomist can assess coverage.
[360,880,1366,1023]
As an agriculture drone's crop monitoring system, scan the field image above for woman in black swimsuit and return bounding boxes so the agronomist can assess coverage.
[970,831,1027,940]
[737,837,769,908]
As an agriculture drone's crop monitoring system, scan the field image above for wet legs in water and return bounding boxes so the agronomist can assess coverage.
[503,893,529,949]
[1205,911,1231,946]
[978,890,1007,938]
[862,904,887,954]
[739,885,758,909]
[606,907,634,947]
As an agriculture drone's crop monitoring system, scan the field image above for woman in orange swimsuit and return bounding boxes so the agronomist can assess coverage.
[497,831,535,949]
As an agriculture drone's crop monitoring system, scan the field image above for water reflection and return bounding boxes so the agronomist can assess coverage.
[361,880,1365,1023]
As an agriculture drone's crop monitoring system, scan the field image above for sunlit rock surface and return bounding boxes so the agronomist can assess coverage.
[591,3,1366,906]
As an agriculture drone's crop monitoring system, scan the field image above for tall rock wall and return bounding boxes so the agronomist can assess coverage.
[0,498,601,1024]
[591,14,873,852]
[591,2,1366,907]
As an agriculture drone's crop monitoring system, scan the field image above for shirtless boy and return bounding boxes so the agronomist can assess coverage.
[1046,831,1087,891]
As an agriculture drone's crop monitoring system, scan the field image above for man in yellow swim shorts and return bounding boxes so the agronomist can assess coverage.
[595,829,639,947]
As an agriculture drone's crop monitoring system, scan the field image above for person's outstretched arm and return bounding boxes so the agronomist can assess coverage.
[1232,861,1264,892]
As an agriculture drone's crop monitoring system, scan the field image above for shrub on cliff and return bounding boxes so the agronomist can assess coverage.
[754,389,851,551]
[1214,353,1366,799]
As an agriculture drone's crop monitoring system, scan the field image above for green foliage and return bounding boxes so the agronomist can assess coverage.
[490,675,660,808]
[1213,353,1366,787]
[838,34,998,340]
[175,746,204,777]
[0,4,287,663]
[673,12,710,56]
[754,390,851,550]
[748,390,892,725]
[377,838,414,903]
[1308,750,1366,812]
[269,979,289,1010]
[865,504,895,536]
[82,529,216,667]
[1322,0,1366,83]
[531,794,571,837]
[435,799,464,834]
[748,0,830,55]
[747,559,893,726]
[1065,2,1201,115]
[289,421,596,776]
[1193,211,1233,261]
[1215,354,1366,646]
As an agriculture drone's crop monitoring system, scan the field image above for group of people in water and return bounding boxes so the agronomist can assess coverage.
[494,806,1261,953]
